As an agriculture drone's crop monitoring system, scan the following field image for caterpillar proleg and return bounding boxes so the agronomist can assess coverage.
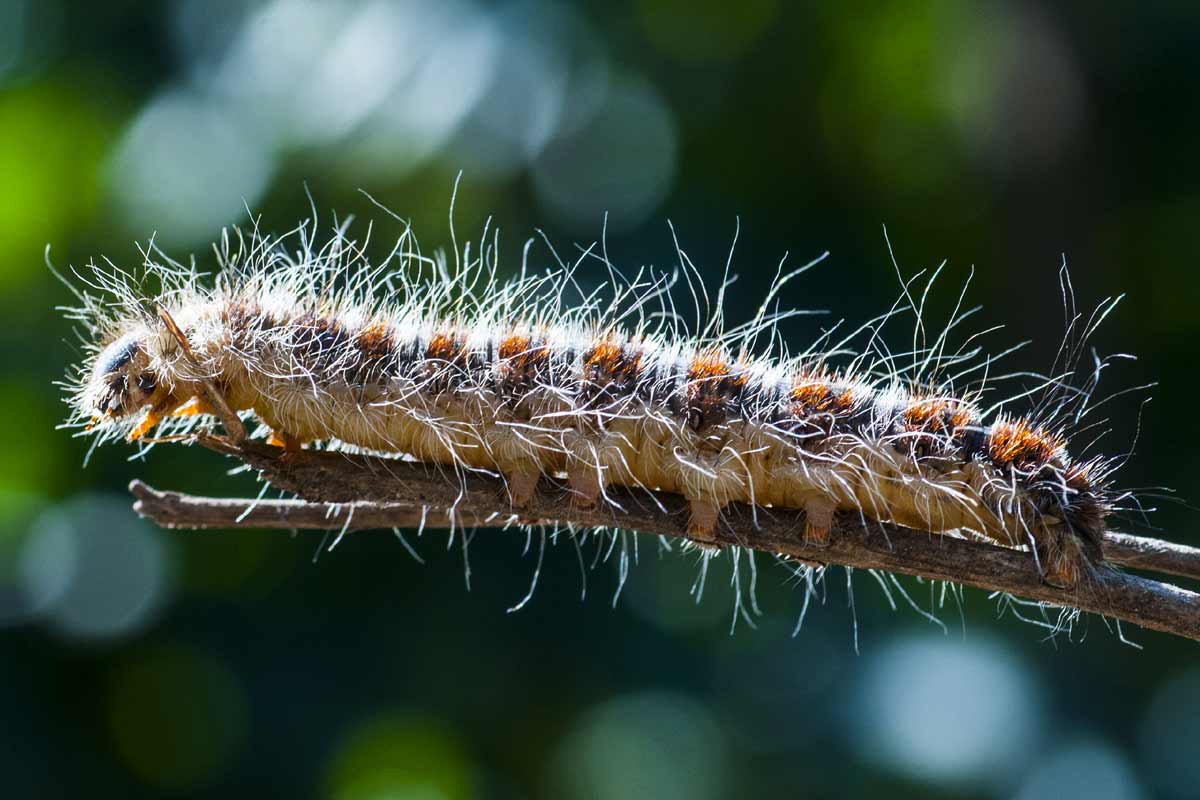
[59,206,1128,592]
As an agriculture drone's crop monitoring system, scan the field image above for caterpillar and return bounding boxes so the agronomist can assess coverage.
[58,207,1127,591]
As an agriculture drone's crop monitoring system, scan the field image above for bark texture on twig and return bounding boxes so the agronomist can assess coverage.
[1102,533,1200,584]
[127,435,1200,643]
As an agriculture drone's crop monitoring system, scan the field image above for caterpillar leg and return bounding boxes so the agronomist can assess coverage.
[504,465,542,508]
[128,393,188,441]
[687,498,722,545]
[170,396,214,418]
[803,497,836,547]
[267,430,306,453]
[567,466,604,509]
[129,395,224,442]
[128,409,163,441]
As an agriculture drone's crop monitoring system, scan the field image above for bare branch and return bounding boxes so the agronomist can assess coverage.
[1101,533,1200,584]
[127,436,1200,643]
[130,481,462,530]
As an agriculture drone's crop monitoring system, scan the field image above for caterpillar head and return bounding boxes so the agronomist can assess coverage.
[84,331,168,426]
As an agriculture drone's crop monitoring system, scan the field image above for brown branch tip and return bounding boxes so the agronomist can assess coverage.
[128,436,1200,644]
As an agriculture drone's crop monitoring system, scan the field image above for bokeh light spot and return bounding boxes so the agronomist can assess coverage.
[1138,668,1200,798]
[334,1,500,181]
[547,691,727,800]
[533,76,677,233]
[106,88,274,246]
[624,549,728,632]
[19,494,173,641]
[0,84,114,287]
[848,633,1041,786]
[1014,739,1145,800]
[324,713,474,800]
[105,643,249,790]
[447,1,580,179]
[819,2,1084,201]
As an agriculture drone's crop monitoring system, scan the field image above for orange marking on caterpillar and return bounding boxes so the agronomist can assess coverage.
[902,397,976,433]
[128,410,162,441]
[791,375,856,415]
[426,331,466,363]
[989,417,1066,469]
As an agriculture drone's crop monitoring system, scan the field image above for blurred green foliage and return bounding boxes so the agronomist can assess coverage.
[2,1,1199,798]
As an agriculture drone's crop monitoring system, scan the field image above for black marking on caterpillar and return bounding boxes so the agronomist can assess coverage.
[56,208,1134,601]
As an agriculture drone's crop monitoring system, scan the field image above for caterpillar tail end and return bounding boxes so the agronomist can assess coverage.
[1038,523,1103,590]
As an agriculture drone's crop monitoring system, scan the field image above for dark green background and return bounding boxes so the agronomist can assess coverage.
[3,1,1198,797]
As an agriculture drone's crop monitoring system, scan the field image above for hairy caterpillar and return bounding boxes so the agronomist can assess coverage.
[58,207,1127,591]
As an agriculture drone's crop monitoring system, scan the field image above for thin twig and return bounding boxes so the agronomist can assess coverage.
[1102,533,1200,584]
[128,436,1200,643]
[130,482,461,530]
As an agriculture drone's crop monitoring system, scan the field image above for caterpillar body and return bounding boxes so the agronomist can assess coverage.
[61,213,1123,591]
